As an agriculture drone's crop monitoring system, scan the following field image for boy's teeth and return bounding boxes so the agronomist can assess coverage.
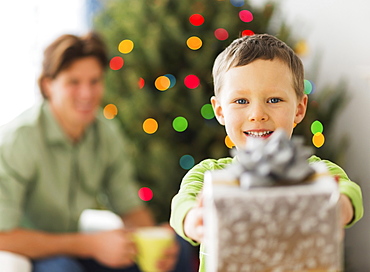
[246,131,271,137]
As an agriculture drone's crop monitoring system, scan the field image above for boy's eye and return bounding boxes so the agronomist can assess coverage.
[235,99,248,104]
[268,98,282,103]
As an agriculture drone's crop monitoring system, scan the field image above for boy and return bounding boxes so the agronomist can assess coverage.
[169,34,363,271]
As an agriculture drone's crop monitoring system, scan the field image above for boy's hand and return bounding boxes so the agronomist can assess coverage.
[339,193,354,227]
[184,195,204,243]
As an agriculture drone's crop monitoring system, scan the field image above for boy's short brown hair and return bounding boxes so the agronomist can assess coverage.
[212,34,304,99]
[38,32,108,99]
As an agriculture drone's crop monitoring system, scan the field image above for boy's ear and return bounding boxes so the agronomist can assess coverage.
[294,94,308,124]
[211,96,225,126]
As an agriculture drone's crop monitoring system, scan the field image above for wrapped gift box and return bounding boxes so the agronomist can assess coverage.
[203,131,342,272]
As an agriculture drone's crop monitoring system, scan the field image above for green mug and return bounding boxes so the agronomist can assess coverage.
[133,226,175,272]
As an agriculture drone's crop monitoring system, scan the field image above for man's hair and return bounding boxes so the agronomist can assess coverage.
[38,32,108,99]
[212,34,304,98]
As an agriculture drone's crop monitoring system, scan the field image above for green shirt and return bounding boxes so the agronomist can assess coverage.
[170,156,364,272]
[0,102,143,232]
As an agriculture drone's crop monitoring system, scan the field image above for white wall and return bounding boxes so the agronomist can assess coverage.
[269,0,370,270]
[0,0,87,126]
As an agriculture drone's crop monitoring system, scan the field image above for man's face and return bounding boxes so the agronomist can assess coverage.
[45,57,104,136]
[211,59,307,149]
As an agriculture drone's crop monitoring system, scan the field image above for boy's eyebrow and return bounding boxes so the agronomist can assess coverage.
[228,88,292,97]
[228,87,252,93]
[226,89,252,97]
[230,88,283,93]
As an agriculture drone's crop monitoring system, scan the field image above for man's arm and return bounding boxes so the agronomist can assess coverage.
[0,228,90,259]
[0,207,164,269]
[0,228,137,268]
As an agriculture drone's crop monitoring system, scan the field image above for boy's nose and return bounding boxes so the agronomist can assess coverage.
[248,104,268,122]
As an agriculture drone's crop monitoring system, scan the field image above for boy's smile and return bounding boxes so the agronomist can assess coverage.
[211,58,307,149]
[244,130,273,138]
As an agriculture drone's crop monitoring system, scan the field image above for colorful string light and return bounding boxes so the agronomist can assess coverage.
[109,56,124,70]
[242,29,255,36]
[189,14,204,26]
[201,104,214,119]
[225,135,235,148]
[310,120,324,148]
[230,0,244,7]
[138,187,153,201]
[294,40,309,56]
[187,36,203,50]
[118,39,134,54]
[311,120,323,134]
[173,117,188,132]
[239,10,253,22]
[103,104,118,119]
[304,79,315,95]
[179,155,195,170]
[155,76,171,91]
[138,77,145,89]
[143,118,159,134]
[214,28,229,41]
[164,74,176,88]
[184,74,200,89]
[312,132,325,148]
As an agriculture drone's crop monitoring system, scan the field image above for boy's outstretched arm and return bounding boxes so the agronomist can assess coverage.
[170,158,234,245]
[309,156,363,227]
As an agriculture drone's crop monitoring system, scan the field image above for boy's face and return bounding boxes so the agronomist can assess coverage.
[211,59,307,149]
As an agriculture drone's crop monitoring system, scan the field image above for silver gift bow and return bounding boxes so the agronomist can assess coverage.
[229,129,315,189]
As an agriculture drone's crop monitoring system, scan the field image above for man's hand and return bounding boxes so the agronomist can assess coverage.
[87,229,137,268]
[156,236,180,272]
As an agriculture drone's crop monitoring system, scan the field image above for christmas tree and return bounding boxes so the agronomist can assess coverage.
[93,0,348,222]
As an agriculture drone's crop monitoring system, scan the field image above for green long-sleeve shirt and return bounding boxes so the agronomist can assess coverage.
[0,101,144,232]
[170,156,363,272]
